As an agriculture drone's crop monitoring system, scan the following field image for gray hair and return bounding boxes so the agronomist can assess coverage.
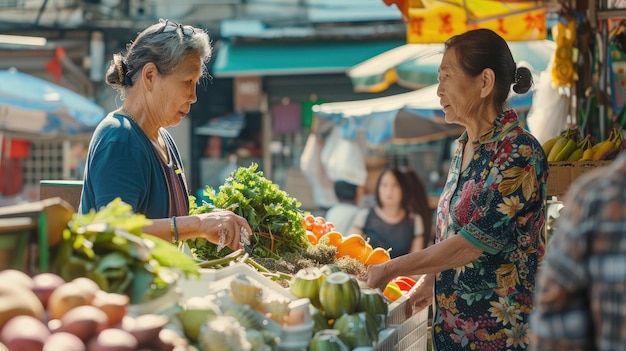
[105,19,212,98]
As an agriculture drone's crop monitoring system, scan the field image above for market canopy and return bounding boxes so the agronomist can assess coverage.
[347,39,556,93]
[212,40,404,77]
[0,68,106,138]
[313,83,533,145]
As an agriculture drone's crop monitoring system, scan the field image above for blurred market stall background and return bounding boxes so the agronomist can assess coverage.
[0,0,620,219]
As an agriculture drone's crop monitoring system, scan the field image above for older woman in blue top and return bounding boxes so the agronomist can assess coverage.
[80,19,251,250]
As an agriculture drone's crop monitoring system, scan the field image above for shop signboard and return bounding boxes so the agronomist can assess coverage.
[234,75,262,112]
[406,0,547,43]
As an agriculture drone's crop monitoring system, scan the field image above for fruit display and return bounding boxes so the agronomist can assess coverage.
[0,269,187,351]
[0,165,431,351]
[543,125,625,162]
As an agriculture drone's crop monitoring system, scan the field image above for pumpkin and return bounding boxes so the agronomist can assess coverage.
[319,272,360,319]
[364,247,392,266]
[336,234,370,262]
[318,231,343,248]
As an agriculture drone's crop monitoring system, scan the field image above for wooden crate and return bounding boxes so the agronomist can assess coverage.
[546,161,612,198]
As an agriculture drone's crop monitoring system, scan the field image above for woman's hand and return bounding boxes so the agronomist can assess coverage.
[195,210,252,251]
[364,262,395,291]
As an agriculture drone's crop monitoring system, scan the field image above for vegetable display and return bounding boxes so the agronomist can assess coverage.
[187,163,309,259]
[50,198,199,304]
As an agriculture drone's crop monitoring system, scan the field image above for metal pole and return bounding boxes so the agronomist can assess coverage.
[599,0,608,140]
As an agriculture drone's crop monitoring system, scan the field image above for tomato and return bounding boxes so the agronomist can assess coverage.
[304,214,316,230]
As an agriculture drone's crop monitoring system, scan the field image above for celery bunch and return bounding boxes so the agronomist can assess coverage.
[188,163,308,259]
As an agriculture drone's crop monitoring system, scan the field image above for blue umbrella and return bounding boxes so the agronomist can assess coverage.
[0,68,106,137]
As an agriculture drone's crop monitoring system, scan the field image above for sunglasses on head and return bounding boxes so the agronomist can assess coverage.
[155,19,195,37]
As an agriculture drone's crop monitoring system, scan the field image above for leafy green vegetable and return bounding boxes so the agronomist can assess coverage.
[188,163,308,259]
[51,197,199,304]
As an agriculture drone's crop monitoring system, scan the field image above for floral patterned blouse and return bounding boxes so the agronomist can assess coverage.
[432,110,548,351]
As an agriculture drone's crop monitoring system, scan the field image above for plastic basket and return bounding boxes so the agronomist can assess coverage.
[179,263,312,350]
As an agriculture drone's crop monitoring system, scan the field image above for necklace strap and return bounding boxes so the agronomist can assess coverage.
[121,108,136,123]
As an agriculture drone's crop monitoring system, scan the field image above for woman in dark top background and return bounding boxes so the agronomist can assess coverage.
[349,168,425,257]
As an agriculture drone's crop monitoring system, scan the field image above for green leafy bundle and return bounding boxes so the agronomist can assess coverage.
[51,198,199,304]
[188,163,308,259]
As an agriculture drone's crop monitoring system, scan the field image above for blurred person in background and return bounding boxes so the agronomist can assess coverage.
[530,151,626,351]
[350,168,425,257]
[364,28,547,350]
[325,180,363,235]
[79,19,251,250]
[402,168,433,247]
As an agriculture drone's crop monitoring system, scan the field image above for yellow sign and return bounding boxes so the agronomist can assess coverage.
[406,0,547,43]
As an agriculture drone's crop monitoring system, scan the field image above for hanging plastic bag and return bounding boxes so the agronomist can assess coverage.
[325,137,367,186]
[320,125,343,173]
[526,67,570,144]
[300,132,338,208]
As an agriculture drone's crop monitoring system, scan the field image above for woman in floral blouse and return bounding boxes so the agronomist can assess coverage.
[365,28,548,350]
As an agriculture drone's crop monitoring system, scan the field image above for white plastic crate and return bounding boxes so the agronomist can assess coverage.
[387,297,429,351]
[179,263,313,350]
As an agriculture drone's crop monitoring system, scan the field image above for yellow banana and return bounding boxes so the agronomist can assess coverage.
[554,139,577,161]
[580,148,594,161]
[542,135,562,156]
[592,140,615,160]
[547,136,569,161]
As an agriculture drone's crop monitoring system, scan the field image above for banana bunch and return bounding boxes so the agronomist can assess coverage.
[543,128,582,162]
[543,126,626,162]
[586,126,625,161]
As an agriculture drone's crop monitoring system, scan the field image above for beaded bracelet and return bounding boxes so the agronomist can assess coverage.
[171,216,179,242]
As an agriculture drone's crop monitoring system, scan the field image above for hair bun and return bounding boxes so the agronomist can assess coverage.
[512,66,533,94]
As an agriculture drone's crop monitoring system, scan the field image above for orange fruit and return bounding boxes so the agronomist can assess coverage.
[318,231,343,248]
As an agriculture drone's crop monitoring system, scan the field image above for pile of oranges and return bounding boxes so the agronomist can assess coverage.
[302,214,391,267]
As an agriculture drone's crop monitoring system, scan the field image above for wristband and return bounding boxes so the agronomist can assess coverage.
[171,216,179,242]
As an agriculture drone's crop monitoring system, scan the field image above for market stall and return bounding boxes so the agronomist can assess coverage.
[0,164,430,351]
[0,68,106,197]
